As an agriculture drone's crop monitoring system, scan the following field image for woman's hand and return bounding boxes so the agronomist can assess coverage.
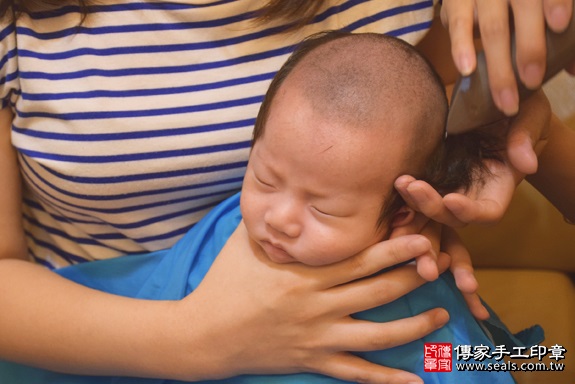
[390,215,488,320]
[440,227,489,320]
[395,157,517,227]
[394,90,551,227]
[440,0,573,115]
[175,222,449,384]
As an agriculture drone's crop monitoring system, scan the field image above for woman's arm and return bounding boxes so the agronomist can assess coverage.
[0,230,446,383]
[526,114,575,222]
[0,135,446,384]
[0,107,26,260]
[0,119,201,377]
[0,260,188,377]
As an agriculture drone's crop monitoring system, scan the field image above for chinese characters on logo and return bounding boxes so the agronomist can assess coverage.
[423,343,567,373]
[424,343,452,372]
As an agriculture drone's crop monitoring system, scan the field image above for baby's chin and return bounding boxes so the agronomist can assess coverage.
[258,242,336,266]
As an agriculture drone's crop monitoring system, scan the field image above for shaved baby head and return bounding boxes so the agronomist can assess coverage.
[254,31,448,174]
[251,31,496,229]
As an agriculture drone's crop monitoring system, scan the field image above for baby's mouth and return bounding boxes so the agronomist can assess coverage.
[260,240,295,263]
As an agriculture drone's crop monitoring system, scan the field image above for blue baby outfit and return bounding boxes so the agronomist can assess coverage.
[0,193,542,383]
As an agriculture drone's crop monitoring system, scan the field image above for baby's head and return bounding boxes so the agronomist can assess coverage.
[241,31,490,266]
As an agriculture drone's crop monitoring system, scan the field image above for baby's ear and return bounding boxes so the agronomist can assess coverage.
[390,205,416,229]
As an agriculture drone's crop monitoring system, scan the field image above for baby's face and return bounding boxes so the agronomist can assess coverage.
[241,86,407,266]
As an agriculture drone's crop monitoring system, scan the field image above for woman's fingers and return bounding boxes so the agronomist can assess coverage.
[327,264,424,315]
[327,309,450,353]
[314,352,425,384]
[543,0,574,32]
[511,0,547,89]
[325,252,450,316]
[442,192,508,224]
[389,213,441,282]
[506,89,551,174]
[318,235,433,289]
[476,0,518,115]
[394,165,514,226]
[441,228,489,320]
[441,1,477,75]
[394,174,419,209]
[298,315,446,383]
[414,221,442,281]
[395,177,466,227]
[441,0,572,114]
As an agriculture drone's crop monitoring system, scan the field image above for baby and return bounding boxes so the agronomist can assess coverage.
[0,31,540,384]
[243,29,466,268]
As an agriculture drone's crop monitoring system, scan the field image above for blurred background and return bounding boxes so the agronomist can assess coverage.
[461,70,575,384]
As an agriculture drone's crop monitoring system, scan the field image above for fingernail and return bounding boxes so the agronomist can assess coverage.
[458,54,473,76]
[549,5,570,31]
[394,175,411,188]
[405,181,425,198]
[409,236,430,254]
[435,309,450,327]
[523,63,544,89]
[497,88,519,116]
[469,273,478,288]
[515,138,538,174]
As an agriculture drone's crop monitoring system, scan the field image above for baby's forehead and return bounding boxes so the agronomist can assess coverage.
[258,108,407,195]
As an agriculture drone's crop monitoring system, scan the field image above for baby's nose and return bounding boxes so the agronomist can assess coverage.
[264,200,302,238]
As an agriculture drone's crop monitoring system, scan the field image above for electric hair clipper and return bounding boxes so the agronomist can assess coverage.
[446,4,575,135]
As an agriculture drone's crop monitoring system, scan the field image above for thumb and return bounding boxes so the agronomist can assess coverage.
[506,124,538,175]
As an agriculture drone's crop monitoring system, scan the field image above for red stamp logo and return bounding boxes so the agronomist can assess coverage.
[424,343,452,372]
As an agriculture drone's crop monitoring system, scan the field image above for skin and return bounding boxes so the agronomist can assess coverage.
[0,108,26,261]
[403,13,571,228]
[240,49,489,323]
[394,84,573,227]
[441,0,574,116]
[3,11,562,383]
[0,37,448,384]
[241,78,412,267]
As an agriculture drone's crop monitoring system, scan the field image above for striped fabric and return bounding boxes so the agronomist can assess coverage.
[1,0,436,269]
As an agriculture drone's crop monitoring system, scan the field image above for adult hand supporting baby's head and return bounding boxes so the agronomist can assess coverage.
[185,222,448,383]
[389,215,489,320]
[394,89,551,227]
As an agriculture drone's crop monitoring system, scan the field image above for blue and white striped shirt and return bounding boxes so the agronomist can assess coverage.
[1,0,436,268]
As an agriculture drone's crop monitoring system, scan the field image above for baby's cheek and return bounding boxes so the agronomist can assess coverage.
[302,241,352,266]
